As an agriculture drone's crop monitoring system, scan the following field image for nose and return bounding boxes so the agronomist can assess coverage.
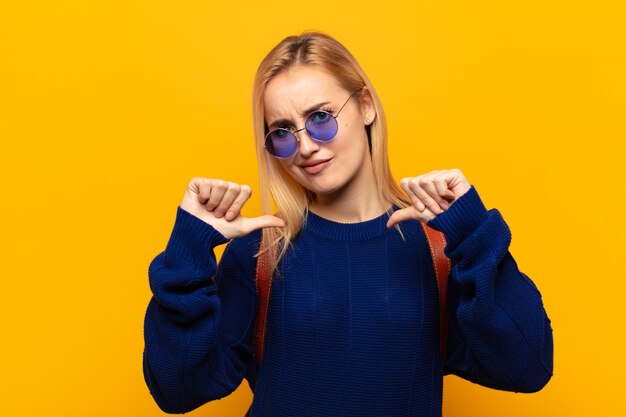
[295,129,320,158]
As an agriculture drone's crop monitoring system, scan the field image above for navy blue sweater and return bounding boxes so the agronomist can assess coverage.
[143,186,553,416]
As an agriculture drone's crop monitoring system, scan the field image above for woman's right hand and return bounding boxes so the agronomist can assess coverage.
[180,177,285,239]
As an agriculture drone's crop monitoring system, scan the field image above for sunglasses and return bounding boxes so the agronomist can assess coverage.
[264,89,362,159]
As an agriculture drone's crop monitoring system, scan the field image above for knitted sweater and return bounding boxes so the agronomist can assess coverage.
[143,185,553,416]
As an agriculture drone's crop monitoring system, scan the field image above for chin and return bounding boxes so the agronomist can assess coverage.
[288,172,336,194]
[304,182,343,196]
[301,175,351,197]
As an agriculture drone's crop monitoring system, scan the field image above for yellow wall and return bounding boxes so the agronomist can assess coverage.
[1,1,624,415]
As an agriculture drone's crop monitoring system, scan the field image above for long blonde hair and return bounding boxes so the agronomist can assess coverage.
[252,31,409,272]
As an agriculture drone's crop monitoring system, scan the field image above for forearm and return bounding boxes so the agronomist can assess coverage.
[445,249,553,392]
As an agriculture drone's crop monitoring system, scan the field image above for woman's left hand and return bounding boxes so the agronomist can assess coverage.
[386,168,472,228]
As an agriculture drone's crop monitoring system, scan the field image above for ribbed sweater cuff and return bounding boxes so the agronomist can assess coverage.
[164,206,230,270]
[426,185,489,249]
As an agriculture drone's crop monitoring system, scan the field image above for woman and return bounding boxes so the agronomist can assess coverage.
[143,32,553,416]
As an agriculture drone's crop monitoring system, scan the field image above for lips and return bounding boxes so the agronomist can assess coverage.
[300,158,332,175]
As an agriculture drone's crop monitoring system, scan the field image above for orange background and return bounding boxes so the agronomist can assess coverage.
[1,1,624,416]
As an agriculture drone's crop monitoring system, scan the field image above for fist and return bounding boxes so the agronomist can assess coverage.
[387,168,471,228]
[180,177,285,239]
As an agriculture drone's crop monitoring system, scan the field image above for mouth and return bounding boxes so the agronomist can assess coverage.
[300,158,333,175]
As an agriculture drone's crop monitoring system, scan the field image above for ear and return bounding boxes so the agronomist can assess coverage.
[358,87,377,125]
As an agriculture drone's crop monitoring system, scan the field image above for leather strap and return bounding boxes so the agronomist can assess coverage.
[254,223,451,368]
[254,237,275,369]
[420,222,451,361]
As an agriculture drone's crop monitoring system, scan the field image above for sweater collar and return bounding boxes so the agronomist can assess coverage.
[302,207,394,241]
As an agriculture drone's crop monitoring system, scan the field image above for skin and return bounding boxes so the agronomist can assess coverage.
[180,66,472,239]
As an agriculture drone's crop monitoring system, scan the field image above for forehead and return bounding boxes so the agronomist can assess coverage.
[264,65,346,119]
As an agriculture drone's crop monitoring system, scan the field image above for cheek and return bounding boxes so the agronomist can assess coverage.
[338,122,368,157]
[278,160,307,185]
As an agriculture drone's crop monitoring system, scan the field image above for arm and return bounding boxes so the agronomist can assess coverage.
[143,206,257,413]
[427,186,554,392]
[143,177,284,413]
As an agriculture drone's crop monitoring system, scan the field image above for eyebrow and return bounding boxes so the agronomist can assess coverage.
[267,101,332,130]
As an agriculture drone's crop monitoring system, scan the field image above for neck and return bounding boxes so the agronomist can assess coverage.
[309,160,386,223]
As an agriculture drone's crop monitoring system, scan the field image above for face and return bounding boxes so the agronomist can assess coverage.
[263,65,376,198]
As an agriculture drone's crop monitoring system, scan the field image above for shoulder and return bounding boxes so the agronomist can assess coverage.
[219,229,262,281]
[228,229,262,259]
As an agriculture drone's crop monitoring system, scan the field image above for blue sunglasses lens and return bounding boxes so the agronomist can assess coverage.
[305,111,338,141]
[265,111,338,158]
[265,129,299,159]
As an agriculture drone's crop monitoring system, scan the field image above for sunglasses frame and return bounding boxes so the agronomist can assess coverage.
[264,88,363,159]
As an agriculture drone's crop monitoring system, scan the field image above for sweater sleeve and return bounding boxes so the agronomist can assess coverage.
[426,186,554,393]
[142,206,258,413]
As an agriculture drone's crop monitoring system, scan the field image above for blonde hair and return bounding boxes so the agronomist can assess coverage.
[252,31,409,273]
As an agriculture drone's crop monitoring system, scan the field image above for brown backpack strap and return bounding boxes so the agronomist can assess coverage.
[254,234,275,369]
[420,222,451,362]
[254,224,451,368]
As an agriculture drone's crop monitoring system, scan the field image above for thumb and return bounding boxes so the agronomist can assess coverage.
[242,215,286,234]
[386,206,428,229]
[386,207,419,229]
